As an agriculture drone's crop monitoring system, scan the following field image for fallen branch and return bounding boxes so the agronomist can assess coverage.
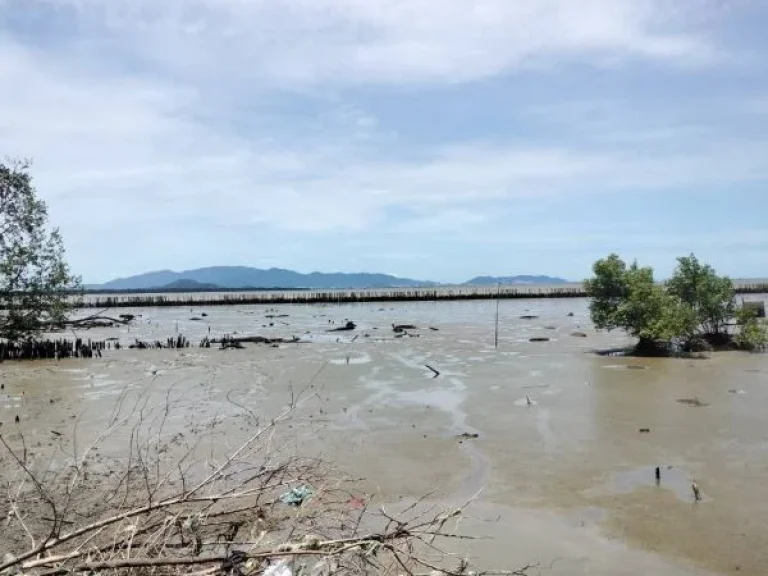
[210,335,300,345]
[0,384,532,576]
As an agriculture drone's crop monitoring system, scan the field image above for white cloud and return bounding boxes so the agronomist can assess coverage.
[8,0,719,86]
[0,0,765,281]
[1,30,766,241]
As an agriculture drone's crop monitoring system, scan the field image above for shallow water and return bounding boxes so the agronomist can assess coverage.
[1,297,767,574]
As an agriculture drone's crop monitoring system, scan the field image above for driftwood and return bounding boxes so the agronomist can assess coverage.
[211,335,300,345]
[54,310,137,330]
[328,321,356,332]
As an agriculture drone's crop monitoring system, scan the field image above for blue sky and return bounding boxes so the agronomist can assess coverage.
[1,0,767,284]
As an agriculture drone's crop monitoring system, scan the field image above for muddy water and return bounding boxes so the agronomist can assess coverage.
[2,298,768,574]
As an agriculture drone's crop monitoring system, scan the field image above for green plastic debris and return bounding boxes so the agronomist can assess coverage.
[280,485,313,506]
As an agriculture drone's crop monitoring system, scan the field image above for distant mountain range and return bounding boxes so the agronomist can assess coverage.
[87,266,568,291]
[464,275,568,286]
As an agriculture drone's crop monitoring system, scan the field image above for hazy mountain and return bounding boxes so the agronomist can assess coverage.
[161,279,221,290]
[464,275,568,286]
[93,266,435,290]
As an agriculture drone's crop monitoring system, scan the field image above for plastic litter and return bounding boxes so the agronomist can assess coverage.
[280,485,313,506]
[264,559,292,576]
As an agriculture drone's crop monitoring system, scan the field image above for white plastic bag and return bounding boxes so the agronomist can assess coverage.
[263,559,292,576]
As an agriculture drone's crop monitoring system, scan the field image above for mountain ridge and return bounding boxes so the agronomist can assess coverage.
[89,266,568,291]
[464,275,568,286]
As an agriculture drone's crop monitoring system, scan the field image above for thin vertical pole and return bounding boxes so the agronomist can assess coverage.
[494,283,500,349]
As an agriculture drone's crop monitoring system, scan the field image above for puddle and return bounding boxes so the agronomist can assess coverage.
[603,364,647,370]
[329,353,372,365]
[514,396,538,407]
[586,466,706,503]
[565,506,607,528]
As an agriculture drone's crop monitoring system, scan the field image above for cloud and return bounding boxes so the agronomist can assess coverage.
[5,0,719,87]
[0,0,766,281]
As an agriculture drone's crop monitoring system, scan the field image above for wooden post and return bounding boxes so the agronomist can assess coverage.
[494,283,500,349]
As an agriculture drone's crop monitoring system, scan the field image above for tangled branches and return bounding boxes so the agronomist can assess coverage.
[0,387,530,576]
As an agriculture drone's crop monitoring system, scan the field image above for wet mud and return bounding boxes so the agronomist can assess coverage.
[1,297,767,574]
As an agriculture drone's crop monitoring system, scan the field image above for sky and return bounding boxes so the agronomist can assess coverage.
[1,0,767,284]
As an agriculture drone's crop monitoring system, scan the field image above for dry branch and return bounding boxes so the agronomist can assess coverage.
[0,386,530,576]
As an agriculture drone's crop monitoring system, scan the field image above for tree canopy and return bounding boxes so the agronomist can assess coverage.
[584,256,696,351]
[0,160,79,341]
[584,253,764,353]
[667,254,735,337]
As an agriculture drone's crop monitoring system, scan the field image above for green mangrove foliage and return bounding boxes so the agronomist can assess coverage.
[0,160,80,341]
[585,253,766,353]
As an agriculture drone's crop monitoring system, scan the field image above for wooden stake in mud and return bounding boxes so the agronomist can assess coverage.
[692,481,702,501]
[494,282,501,349]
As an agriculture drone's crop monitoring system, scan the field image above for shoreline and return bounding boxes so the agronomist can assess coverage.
[75,282,768,308]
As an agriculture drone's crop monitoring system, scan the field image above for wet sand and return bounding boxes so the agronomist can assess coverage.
[1,297,767,574]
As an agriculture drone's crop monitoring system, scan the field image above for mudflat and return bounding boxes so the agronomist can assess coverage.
[2,297,767,575]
